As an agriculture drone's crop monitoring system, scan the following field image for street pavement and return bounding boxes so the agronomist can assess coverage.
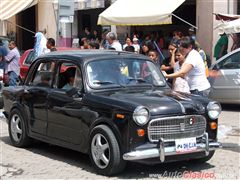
[0,104,239,179]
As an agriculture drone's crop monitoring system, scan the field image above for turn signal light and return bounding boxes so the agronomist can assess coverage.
[116,114,125,119]
[210,122,217,130]
[137,129,145,137]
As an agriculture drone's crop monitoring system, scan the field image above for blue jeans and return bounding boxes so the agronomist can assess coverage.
[8,71,18,86]
[190,88,210,97]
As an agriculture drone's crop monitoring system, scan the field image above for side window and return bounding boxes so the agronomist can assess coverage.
[29,61,55,87]
[57,62,82,90]
[24,50,35,65]
[218,52,240,69]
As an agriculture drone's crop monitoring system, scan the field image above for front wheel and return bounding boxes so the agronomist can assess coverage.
[89,125,126,176]
[8,109,31,147]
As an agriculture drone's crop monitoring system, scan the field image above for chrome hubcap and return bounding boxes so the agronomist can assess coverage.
[10,114,22,142]
[91,133,110,169]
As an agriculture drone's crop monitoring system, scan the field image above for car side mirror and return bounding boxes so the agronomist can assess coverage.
[66,87,83,97]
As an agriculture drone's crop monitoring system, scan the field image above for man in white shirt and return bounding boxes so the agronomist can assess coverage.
[5,41,20,86]
[106,32,122,51]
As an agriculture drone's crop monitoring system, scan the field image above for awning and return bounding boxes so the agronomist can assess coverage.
[214,13,240,34]
[214,13,240,21]
[217,18,240,34]
[98,0,185,26]
[0,0,38,21]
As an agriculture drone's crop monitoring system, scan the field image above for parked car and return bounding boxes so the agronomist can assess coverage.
[209,48,240,104]
[19,47,79,80]
[2,50,222,176]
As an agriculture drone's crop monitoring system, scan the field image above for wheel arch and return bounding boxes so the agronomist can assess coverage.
[88,118,124,154]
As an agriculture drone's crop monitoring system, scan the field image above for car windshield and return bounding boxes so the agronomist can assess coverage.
[86,58,166,89]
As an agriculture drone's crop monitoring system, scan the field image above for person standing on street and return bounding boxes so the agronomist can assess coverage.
[172,48,190,93]
[188,27,196,40]
[214,33,228,60]
[106,32,122,51]
[231,33,240,51]
[132,37,140,53]
[4,41,20,86]
[34,32,49,59]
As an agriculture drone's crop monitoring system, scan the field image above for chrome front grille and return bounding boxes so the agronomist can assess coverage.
[148,115,206,142]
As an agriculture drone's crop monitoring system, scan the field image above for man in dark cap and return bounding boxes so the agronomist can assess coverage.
[188,27,196,40]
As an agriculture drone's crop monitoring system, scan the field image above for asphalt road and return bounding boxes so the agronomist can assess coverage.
[0,104,239,179]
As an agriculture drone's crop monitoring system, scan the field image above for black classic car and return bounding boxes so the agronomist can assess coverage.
[2,50,222,176]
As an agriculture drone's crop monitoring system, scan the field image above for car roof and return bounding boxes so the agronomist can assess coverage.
[38,50,148,62]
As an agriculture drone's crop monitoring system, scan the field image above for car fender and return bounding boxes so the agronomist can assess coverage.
[89,117,124,152]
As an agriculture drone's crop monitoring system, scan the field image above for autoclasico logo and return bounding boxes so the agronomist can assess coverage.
[149,171,216,179]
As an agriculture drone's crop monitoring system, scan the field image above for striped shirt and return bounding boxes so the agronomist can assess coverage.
[5,47,20,75]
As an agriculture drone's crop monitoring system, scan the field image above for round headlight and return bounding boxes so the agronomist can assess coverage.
[133,106,150,125]
[207,101,222,119]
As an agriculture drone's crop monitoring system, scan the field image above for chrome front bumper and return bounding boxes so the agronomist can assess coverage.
[123,133,222,162]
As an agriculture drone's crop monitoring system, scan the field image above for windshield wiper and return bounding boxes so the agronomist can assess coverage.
[93,81,127,88]
[93,81,116,85]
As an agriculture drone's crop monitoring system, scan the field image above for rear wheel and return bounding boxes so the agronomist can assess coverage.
[89,125,126,176]
[8,109,31,147]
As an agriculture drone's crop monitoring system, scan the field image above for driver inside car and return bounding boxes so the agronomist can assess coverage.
[90,62,130,86]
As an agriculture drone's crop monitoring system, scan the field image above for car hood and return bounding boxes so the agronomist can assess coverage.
[92,89,207,116]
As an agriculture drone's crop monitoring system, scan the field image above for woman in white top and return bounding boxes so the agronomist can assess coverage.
[132,37,140,53]
[165,37,210,97]
[173,48,190,93]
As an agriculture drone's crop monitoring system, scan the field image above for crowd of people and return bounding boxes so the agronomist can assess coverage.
[81,28,212,97]
[75,27,238,98]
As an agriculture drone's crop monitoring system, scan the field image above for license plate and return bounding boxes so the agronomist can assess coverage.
[175,137,197,153]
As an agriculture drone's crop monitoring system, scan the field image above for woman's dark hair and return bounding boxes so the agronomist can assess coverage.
[140,41,154,55]
[148,49,159,56]
[169,38,180,48]
[125,37,131,41]
[141,41,154,50]
[124,45,135,52]
[47,38,55,46]
[179,36,195,49]
[175,47,185,55]
[65,67,76,79]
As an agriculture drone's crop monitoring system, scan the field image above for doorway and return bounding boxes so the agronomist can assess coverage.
[17,5,36,51]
